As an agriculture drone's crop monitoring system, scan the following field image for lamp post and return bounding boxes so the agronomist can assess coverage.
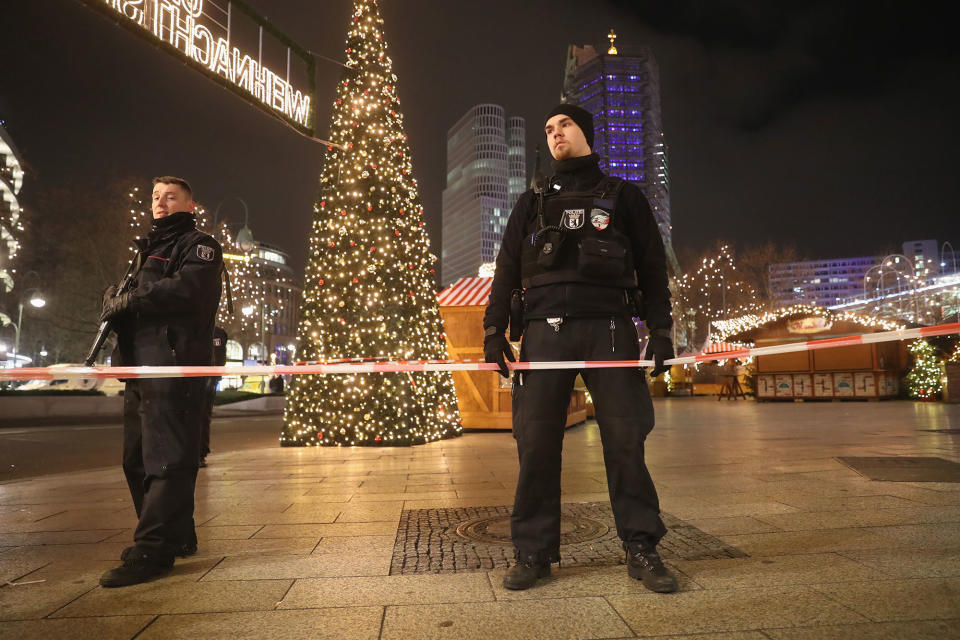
[212,197,253,251]
[241,303,269,364]
[9,290,46,368]
[941,241,957,274]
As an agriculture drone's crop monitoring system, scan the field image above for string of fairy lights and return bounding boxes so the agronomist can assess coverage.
[712,304,904,344]
[280,0,460,447]
[675,244,762,322]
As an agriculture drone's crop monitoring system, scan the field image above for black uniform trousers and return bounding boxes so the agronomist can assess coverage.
[122,378,205,559]
[200,377,220,458]
[511,316,667,564]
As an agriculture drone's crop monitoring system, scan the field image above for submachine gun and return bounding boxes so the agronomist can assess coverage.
[84,250,143,366]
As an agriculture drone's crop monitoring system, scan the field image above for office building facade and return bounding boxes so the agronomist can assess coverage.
[769,256,880,308]
[441,104,525,285]
[769,239,959,310]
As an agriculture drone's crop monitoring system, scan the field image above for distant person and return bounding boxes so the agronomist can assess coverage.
[199,326,228,468]
[484,105,676,592]
[268,374,284,394]
[98,176,222,587]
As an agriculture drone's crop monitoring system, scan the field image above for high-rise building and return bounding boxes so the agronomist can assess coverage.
[561,31,675,270]
[441,104,525,285]
[0,121,24,299]
[768,256,881,308]
[769,239,959,312]
[902,239,940,277]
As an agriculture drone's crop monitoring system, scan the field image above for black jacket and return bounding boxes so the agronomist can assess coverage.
[114,211,223,367]
[483,153,672,332]
[212,327,228,367]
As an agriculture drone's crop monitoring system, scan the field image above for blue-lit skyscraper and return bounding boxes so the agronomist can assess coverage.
[562,34,675,270]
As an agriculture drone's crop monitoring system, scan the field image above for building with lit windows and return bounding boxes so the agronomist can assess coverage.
[441,104,525,286]
[0,121,24,300]
[0,121,26,366]
[221,240,302,365]
[769,256,881,308]
[770,239,959,311]
[561,32,675,270]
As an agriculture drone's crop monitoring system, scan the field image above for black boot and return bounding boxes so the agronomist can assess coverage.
[100,549,174,588]
[120,542,197,561]
[503,560,551,590]
[625,543,678,593]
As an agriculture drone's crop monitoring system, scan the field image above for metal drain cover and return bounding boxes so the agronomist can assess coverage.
[390,502,746,575]
[456,514,609,546]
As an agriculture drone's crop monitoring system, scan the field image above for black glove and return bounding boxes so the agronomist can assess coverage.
[483,331,515,378]
[102,285,118,307]
[100,291,135,323]
[644,330,674,379]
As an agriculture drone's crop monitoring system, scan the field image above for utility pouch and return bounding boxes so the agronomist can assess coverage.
[536,229,564,269]
[577,237,627,278]
[509,289,524,342]
[629,288,646,318]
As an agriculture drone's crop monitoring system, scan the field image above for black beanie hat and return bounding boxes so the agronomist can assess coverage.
[544,104,594,148]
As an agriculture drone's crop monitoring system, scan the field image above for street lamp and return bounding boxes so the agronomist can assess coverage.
[212,197,254,252]
[241,304,268,363]
[11,291,46,367]
[941,241,957,274]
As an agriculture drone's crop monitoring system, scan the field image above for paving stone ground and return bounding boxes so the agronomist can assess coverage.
[2,398,960,639]
[391,503,746,574]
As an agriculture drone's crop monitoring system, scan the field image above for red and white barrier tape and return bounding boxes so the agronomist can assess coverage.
[2,322,958,382]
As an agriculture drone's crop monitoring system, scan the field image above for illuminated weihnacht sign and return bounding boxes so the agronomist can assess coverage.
[88,0,315,133]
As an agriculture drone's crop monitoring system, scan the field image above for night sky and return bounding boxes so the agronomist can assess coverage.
[3,0,959,277]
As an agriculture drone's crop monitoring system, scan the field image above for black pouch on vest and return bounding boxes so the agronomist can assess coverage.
[509,289,524,342]
[577,237,627,278]
[536,229,565,269]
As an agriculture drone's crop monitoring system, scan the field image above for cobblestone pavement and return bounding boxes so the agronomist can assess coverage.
[391,503,746,574]
[2,398,959,639]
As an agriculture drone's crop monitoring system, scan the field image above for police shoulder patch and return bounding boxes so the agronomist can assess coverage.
[196,244,215,262]
[590,208,610,231]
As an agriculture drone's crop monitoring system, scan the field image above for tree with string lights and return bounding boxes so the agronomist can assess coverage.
[906,339,942,401]
[281,0,460,446]
[674,243,762,347]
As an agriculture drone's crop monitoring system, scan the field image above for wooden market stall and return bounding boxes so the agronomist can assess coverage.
[714,309,908,401]
[438,277,587,429]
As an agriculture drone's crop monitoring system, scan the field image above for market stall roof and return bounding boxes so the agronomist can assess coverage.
[437,277,491,307]
[711,305,905,344]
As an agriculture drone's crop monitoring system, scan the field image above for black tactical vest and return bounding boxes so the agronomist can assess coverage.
[520,176,637,290]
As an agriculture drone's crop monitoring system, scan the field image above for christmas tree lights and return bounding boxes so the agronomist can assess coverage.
[906,339,942,400]
[281,0,460,446]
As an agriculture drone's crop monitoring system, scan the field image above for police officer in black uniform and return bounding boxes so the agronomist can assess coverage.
[484,105,678,592]
[99,176,223,587]
[199,326,228,468]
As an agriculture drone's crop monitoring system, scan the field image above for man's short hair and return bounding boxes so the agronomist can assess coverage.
[152,176,193,199]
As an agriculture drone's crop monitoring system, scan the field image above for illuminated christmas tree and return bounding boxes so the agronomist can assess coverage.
[906,339,942,400]
[281,0,460,446]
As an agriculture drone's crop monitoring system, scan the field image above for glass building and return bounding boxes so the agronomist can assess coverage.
[441,104,525,285]
[0,120,24,299]
[561,38,676,270]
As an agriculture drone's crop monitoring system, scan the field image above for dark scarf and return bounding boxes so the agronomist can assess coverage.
[148,211,196,245]
[550,153,604,191]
